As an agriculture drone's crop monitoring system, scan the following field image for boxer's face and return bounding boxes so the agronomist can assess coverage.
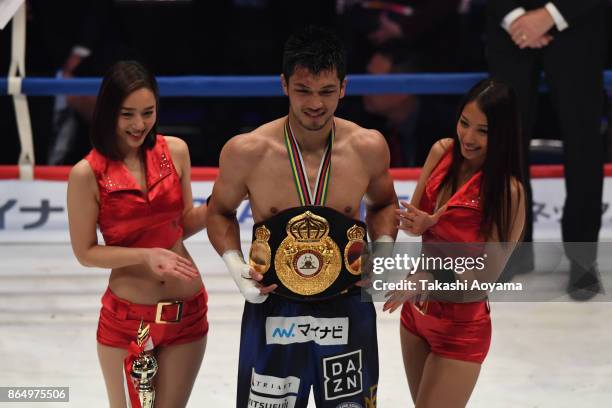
[457,101,488,164]
[116,87,157,152]
[282,66,346,131]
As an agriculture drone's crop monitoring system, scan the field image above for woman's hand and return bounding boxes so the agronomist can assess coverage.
[383,272,432,313]
[396,201,446,236]
[144,248,200,281]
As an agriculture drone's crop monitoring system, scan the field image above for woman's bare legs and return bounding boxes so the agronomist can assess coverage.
[97,336,206,408]
[400,324,431,403]
[154,336,207,407]
[414,354,481,408]
[97,344,130,408]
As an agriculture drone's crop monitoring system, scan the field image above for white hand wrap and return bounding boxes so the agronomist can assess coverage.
[365,235,396,296]
[222,250,269,304]
[372,235,395,258]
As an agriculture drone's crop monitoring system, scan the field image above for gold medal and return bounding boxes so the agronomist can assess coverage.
[275,211,341,295]
[249,225,272,274]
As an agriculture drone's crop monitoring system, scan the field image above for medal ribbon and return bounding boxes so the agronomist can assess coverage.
[284,119,334,206]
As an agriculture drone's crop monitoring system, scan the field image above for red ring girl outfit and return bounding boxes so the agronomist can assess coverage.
[401,145,491,364]
[85,135,209,371]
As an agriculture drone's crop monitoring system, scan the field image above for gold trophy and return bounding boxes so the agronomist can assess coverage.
[130,320,158,408]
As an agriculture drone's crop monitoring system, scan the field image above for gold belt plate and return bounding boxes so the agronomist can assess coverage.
[274,211,342,296]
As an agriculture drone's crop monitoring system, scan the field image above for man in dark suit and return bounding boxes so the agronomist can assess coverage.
[487,0,607,300]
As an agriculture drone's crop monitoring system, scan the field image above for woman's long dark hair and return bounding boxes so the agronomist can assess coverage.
[441,78,523,241]
[90,61,159,160]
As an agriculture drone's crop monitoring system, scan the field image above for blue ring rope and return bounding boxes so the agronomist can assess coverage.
[1,72,611,96]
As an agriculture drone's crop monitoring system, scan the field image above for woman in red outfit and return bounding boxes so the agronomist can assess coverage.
[384,79,526,407]
[67,61,208,407]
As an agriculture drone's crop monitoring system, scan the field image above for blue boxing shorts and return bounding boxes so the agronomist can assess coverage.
[236,292,379,408]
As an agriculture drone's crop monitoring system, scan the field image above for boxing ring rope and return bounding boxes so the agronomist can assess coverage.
[3,0,611,180]
[1,165,612,181]
[2,73,612,180]
[2,72,612,97]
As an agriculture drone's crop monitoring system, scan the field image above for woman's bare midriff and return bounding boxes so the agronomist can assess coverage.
[108,238,203,304]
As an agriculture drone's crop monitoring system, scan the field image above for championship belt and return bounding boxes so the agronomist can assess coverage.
[249,206,368,301]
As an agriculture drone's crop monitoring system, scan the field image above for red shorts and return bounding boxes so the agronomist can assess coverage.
[400,300,491,364]
[97,287,209,349]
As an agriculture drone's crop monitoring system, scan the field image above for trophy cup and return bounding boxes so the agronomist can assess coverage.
[130,320,158,408]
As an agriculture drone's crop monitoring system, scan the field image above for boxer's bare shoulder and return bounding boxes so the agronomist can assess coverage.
[334,117,390,174]
[221,118,286,172]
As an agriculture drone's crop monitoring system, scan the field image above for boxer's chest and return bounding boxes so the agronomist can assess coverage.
[247,149,369,222]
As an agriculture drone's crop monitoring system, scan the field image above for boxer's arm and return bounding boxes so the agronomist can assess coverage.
[361,130,398,241]
[207,135,275,302]
[206,135,252,255]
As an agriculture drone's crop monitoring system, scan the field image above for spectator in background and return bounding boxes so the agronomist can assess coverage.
[42,0,135,165]
[363,45,421,166]
[455,0,489,71]
[487,0,607,300]
[45,0,204,165]
[361,43,460,167]
[339,1,464,168]
[336,0,462,73]
[1,0,111,165]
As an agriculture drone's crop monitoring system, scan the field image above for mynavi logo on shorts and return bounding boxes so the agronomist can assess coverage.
[271,323,296,339]
[265,316,349,345]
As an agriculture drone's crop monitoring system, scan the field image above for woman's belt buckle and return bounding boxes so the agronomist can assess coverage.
[155,301,183,324]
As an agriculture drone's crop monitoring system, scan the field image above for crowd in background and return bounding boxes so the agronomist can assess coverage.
[0,0,611,167]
